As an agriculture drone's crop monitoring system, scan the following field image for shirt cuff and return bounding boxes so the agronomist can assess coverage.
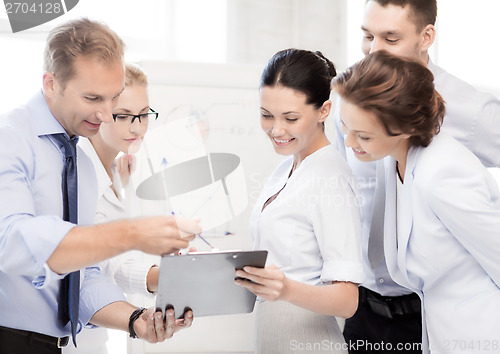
[32,263,70,289]
[321,260,365,284]
[23,217,75,270]
[79,268,127,327]
[125,262,156,297]
[99,252,158,298]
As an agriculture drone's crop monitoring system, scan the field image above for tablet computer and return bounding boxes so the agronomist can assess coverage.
[155,250,268,318]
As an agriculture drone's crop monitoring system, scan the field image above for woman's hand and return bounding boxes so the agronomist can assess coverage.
[236,265,359,317]
[235,264,290,301]
[117,154,136,187]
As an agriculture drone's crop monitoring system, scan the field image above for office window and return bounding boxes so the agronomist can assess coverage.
[0,0,227,113]
[436,0,500,94]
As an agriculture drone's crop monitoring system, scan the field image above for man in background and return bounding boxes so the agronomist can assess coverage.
[335,1,500,352]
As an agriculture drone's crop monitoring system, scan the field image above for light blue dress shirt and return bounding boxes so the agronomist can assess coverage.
[0,91,125,338]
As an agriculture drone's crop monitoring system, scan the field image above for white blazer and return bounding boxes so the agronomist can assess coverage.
[383,133,500,354]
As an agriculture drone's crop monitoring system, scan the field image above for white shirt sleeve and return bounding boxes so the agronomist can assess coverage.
[425,153,500,287]
[309,173,365,284]
[470,98,500,167]
[99,252,157,297]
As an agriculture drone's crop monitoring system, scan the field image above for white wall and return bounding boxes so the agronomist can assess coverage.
[227,0,347,68]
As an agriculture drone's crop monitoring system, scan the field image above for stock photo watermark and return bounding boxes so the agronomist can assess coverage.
[3,0,78,33]
[290,339,422,352]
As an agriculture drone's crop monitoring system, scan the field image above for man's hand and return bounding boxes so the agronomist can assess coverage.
[47,215,200,274]
[128,215,200,255]
[134,307,193,343]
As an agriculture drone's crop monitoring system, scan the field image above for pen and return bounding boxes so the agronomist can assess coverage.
[196,234,218,251]
[171,211,219,252]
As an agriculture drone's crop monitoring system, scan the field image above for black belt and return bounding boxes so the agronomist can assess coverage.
[0,326,69,348]
[359,286,421,319]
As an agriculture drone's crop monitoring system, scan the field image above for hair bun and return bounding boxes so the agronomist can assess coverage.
[315,51,337,78]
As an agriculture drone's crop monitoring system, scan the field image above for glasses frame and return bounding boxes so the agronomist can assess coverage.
[112,108,159,124]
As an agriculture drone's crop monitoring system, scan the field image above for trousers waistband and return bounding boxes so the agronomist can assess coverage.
[359,286,421,319]
[0,326,69,348]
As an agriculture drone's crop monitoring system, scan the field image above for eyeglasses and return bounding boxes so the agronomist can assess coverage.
[112,108,159,124]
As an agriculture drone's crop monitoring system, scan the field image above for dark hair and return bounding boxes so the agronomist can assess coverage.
[260,48,337,109]
[367,0,437,31]
[332,50,444,147]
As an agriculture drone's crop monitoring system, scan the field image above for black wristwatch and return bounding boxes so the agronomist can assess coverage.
[128,307,146,339]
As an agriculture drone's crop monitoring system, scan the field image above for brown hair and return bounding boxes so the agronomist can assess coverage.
[367,0,437,32]
[43,17,125,88]
[125,63,148,87]
[332,50,444,147]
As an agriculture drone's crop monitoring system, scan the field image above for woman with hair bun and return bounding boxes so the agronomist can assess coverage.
[236,49,364,354]
[332,50,500,354]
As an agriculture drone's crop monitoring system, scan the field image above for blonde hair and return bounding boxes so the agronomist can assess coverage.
[44,17,124,87]
[125,63,148,87]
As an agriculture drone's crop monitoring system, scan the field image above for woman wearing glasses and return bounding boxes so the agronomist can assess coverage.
[65,63,160,354]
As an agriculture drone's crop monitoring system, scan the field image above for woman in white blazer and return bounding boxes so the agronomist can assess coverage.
[332,50,500,354]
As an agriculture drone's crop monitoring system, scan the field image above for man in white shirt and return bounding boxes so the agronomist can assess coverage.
[336,1,500,353]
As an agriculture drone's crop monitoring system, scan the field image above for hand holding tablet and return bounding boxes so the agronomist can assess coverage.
[155,250,268,318]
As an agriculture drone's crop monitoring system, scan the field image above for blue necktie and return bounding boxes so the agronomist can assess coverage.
[52,133,80,347]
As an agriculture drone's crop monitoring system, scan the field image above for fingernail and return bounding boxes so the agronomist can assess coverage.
[167,312,174,317]
[156,314,162,319]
